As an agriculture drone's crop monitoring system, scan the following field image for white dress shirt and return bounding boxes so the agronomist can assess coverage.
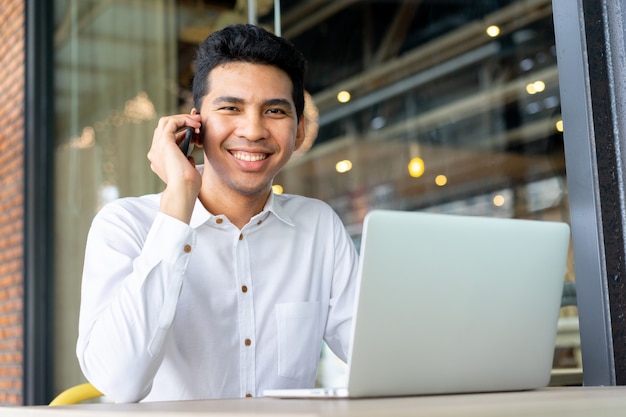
[76,189,359,403]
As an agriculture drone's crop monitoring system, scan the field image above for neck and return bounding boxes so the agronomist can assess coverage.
[198,183,271,230]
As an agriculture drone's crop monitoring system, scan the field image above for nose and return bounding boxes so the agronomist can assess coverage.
[236,112,269,142]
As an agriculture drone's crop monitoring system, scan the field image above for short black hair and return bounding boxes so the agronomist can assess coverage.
[192,24,307,120]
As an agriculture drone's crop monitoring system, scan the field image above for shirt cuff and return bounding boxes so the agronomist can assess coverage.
[142,211,196,266]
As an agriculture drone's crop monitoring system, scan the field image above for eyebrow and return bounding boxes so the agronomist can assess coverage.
[212,96,244,106]
[212,96,293,108]
[264,98,293,108]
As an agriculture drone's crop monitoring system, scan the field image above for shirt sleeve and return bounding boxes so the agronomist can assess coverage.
[76,201,195,403]
[323,211,359,363]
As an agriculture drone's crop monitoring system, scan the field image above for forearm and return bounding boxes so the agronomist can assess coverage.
[160,182,199,224]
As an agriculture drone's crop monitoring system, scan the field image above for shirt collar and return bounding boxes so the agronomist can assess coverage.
[189,199,213,228]
[263,191,295,227]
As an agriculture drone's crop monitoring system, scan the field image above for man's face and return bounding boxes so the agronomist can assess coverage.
[198,62,305,197]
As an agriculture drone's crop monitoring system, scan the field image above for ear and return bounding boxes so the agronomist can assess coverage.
[294,114,306,150]
[192,133,204,148]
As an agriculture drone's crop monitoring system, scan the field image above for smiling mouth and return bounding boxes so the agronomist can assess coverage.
[231,151,268,162]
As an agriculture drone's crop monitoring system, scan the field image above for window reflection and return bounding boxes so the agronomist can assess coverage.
[269,1,565,231]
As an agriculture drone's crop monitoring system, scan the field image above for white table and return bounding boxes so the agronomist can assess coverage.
[2,387,626,416]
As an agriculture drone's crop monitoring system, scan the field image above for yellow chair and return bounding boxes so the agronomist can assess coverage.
[49,382,103,406]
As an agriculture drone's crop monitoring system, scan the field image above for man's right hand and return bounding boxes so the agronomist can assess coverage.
[147,110,203,224]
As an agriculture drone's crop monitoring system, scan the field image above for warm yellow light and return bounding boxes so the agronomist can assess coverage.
[336,159,352,173]
[556,119,564,132]
[526,80,546,95]
[435,175,447,186]
[272,184,284,194]
[493,194,505,207]
[337,90,351,103]
[486,25,500,37]
[408,157,425,178]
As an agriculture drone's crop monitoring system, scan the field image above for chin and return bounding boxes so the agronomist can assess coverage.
[234,183,272,197]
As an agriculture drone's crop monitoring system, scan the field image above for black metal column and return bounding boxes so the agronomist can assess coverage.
[23,0,54,405]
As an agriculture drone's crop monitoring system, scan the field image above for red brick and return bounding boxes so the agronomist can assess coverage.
[0,0,25,405]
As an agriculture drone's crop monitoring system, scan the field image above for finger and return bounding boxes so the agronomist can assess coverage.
[174,128,188,144]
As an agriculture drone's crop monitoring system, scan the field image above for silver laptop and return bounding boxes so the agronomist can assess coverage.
[264,209,571,398]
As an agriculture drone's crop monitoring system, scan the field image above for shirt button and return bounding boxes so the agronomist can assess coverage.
[216,218,223,224]
[183,244,192,253]
[239,233,243,240]
[257,220,263,225]
[244,338,252,346]
[245,393,253,398]
[241,285,248,293]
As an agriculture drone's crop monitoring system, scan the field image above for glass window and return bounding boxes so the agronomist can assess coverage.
[53,0,177,392]
[262,0,575,387]
[53,0,578,393]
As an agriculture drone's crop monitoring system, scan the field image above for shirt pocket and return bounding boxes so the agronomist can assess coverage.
[275,301,321,381]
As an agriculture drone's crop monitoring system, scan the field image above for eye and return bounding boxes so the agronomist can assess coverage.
[266,108,288,116]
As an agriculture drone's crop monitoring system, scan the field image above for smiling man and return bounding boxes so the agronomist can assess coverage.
[76,24,359,403]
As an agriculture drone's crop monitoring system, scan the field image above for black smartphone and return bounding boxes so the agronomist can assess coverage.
[180,126,195,157]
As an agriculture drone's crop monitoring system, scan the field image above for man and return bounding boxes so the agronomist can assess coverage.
[76,24,358,403]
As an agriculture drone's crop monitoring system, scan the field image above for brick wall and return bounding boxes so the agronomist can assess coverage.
[0,0,25,406]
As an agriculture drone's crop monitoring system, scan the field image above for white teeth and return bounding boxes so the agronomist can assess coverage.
[232,152,267,162]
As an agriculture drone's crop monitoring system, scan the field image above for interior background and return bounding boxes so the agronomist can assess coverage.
[52,0,577,395]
